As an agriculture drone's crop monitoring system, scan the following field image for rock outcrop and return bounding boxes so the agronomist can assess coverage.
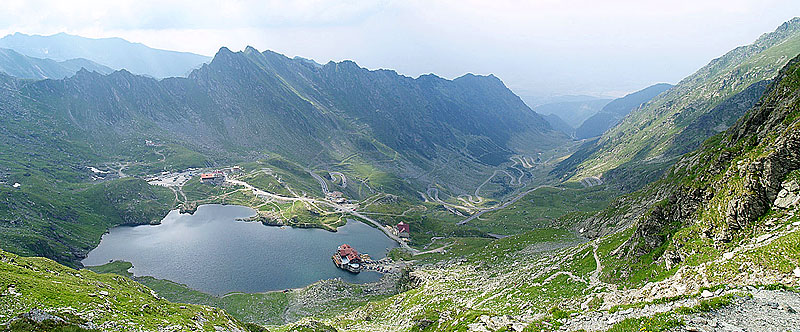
[775,180,800,209]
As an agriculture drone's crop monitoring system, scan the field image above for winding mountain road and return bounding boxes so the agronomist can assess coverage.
[307,169,329,194]
[329,172,347,188]
[457,185,560,225]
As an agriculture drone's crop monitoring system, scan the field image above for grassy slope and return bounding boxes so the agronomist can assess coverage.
[85,260,403,328]
[260,53,800,332]
[0,173,175,267]
[569,19,800,187]
[85,261,290,326]
[0,87,210,266]
[287,202,800,331]
[599,56,800,288]
[0,250,249,331]
[468,184,620,235]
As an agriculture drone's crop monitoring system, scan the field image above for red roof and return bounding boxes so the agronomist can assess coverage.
[397,222,410,233]
[200,173,219,179]
[337,244,361,263]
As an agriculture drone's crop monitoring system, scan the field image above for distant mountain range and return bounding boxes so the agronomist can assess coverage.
[0,32,211,78]
[531,98,611,128]
[555,17,800,190]
[26,46,563,171]
[574,83,673,139]
[0,45,567,263]
[520,94,608,108]
[0,48,112,79]
[537,84,672,139]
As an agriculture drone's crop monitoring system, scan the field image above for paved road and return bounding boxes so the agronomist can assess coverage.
[426,188,474,215]
[580,176,604,188]
[307,169,329,194]
[457,185,560,225]
[329,172,347,188]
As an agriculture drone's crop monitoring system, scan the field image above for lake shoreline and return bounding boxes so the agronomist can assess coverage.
[82,204,399,295]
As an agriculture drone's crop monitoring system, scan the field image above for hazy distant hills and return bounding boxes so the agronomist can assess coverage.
[574,83,673,139]
[555,18,800,190]
[520,94,604,108]
[531,98,611,128]
[537,84,673,139]
[0,32,211,78]
[540,113,574,137]
[0,48,112,79]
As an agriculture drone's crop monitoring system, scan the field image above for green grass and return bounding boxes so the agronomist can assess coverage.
[84,260,398,327]
[85,261,289,326]
[122,144,208,176]
[0,175,174,267]
[570,27,800,189]
[84,260,134,276]
[472,185,620,235]
[1,250,248,331]
[2,317,98,332]
[603,313,682,332]
[674,293,738,314]
[410,228,577,265]
[239,172,292,196]
[182,177,240,201]
[604,293,740,332]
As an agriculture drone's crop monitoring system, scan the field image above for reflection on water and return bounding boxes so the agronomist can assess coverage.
[83,204,397,295]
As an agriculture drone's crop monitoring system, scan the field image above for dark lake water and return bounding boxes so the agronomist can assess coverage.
[82,204,398,295]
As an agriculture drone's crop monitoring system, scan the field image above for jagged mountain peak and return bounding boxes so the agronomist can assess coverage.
[215,46,234,55]
[455,72,499,81]
[72,66,104,79]
[772,16,800,35]
[243,45,259,53]
[10,41,564,192]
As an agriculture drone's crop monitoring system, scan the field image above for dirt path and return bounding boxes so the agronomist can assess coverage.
[154,149,166,163]
[589,242,602,287]
[677,289,800,332]
[168,187,180,204]
[105,162,129,178]
[412,243,452,256]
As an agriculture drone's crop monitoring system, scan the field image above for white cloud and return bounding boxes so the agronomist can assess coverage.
[0,0,798,96]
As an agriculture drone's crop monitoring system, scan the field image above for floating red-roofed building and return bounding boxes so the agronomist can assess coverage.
[332,244,365,273]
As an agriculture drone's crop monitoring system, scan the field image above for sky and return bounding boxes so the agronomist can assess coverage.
[0,0,798,99]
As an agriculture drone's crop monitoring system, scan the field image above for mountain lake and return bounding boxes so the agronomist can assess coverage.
[82,204,398,295]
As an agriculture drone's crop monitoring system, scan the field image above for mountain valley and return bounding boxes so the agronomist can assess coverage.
[1,13,800,332]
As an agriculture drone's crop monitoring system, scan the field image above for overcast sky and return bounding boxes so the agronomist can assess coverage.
[1,0,798,98]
